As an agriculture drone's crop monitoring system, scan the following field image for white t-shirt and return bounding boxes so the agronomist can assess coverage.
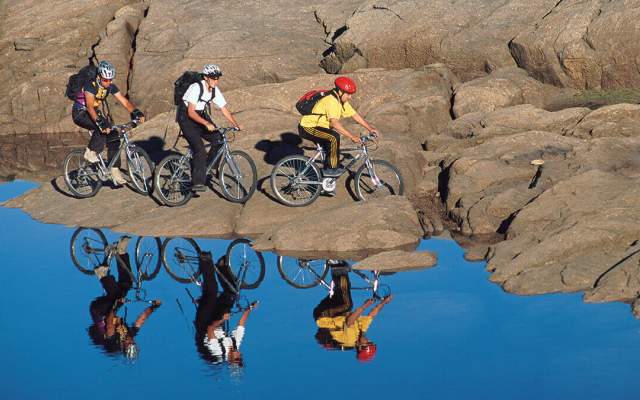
[182,80,227,110]
[204,325,245,360]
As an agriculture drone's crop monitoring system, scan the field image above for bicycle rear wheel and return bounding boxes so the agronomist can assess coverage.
[127,145,154,195]
[219,150,257,203]
[154,154,193,207]
[277,256,328,289]
[64,149,103,198]
[225,238,265,289]
[70,227,108,274]
[134,236,162,281]
[354,159,404,201]
[161,237,202,283]
[270,155,321,207]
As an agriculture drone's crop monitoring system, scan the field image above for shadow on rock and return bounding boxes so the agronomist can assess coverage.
[133,136,174,165]
[255,132,303,166]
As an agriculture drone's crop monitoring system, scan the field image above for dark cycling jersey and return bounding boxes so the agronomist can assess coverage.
[73,80,120,111]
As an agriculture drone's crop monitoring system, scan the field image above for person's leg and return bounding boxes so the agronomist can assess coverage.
[214,255,237,294]
[179,119,208,189]
[195,251,219,330]
[299,125,340,170]
[73,109,103,162]
[313,270,352,319]
[105,130,121,168]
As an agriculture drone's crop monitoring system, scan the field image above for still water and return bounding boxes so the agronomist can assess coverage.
[1,180,639,399]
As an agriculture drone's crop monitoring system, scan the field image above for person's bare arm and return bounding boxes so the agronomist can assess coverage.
[346,298,375,327]
[366,295,392,319]
[106,310,116,337]
[220,106,241,129]
[112,92,135,113]
[329,118,361,144]
[133,300,161,329]
[351,113,378,136]
[237,301,258,328]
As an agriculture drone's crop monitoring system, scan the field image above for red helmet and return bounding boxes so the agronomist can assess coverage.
[356,343,377,362]
[334,76,357,94]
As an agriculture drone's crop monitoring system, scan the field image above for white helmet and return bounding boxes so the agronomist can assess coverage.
[202,63,222,78]
[98,61,116,80]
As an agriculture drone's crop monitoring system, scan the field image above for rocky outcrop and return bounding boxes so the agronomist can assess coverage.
[510,0,640,89]
[353,249,437,271]
[252,196,422,258]
[451,67,575,118]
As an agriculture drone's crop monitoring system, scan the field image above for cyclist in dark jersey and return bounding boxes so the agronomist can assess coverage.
[88,236,161,361]
[72,61,145,186]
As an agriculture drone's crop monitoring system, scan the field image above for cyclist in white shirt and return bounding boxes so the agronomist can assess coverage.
[177,64,241,192]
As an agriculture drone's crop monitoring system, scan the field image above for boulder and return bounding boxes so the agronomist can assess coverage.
[510,0,640,89]
[444,104,590,139]
[487,170,640,303]
[251,196,422,259]
[451,67,573,118]
[567,104,640,139]
[353,249,437,271]
[320,0,563,81]
[0,0,140,136]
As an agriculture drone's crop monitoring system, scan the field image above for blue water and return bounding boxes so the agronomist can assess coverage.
[1,180,639,399]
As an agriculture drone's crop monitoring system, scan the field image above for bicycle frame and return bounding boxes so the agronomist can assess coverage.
[315,266,385,299]
[93,128,134,177]
[297,137,378,185]
[169,128,243,184]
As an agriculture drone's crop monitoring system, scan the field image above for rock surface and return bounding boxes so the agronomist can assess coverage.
[353,249,437,272]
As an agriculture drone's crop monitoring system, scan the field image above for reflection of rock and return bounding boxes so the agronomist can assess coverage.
[252,196,422,257]
[353,249,437,272]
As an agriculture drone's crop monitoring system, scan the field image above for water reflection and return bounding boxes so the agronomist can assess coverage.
[86,235,162,361]
[194,252,259,368]
[313,260,392,362]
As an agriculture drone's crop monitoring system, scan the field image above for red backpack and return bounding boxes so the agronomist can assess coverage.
[295,88,335,115]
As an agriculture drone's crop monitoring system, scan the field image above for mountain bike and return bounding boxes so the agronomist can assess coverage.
[69,227,162,281]
[161,237,265,288]
[154,127,257,206]
[63,120,153,198]
[270,133,403,207]
[278,258,391,299]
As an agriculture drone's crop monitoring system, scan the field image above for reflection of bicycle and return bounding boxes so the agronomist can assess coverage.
[69,227,162,282]
[154,127,257,207]
[270,134,404,206]
[161,237,265,289]
[278,257,390,299]
[63,121,153,198]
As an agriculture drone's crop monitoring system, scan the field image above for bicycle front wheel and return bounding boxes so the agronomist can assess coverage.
[225,238,265,289]
[127,145,154,195]
[277,256,328,289]
[161,237,202,283]
[270,155,321,207]
[354,159,404,201]
[64,149,102,198]
[154,154,193,207]
[134,236,162,281]
[70,227,108,274]
[219,150,257,203]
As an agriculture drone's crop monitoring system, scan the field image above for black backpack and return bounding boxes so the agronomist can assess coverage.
[174,71,209,107]
[295,88,335,115]
[65,63,98,101]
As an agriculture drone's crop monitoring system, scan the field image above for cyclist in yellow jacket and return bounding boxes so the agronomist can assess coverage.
[299,77,378,177]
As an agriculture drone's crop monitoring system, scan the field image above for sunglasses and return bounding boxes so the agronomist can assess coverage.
[100,78,112,83]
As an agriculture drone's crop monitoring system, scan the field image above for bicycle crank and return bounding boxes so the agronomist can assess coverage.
[321,178,336,192]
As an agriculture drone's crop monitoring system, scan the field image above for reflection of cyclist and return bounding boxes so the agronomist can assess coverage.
[87,236,161,360]
[195,252,257,366]
[298,77,379,177]
[72,61,145,186]
[313,261,391,362]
